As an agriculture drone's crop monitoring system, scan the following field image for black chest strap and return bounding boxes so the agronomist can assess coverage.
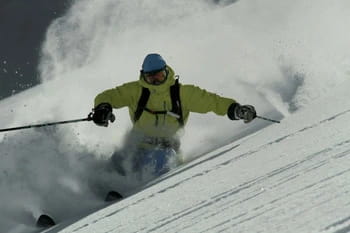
[134,79,184,126]
[134,87,150,123]
[170,79,184,126]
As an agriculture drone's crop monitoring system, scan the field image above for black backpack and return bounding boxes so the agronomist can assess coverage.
[134,79,184,126]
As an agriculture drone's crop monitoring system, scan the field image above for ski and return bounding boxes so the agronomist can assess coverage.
[105,190,123,202]
[36,214,56,228]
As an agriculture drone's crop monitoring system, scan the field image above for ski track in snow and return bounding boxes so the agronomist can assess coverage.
[146,113,350,233]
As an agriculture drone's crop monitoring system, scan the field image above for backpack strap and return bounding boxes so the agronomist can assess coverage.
[134,87,150,122]
[170,79,184,126]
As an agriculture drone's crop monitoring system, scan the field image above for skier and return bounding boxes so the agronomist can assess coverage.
[91,53,256,178]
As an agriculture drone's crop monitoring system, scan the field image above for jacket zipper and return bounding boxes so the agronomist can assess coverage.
[154,101,168,126]
[163,101,167,125]
[155,114,159,126]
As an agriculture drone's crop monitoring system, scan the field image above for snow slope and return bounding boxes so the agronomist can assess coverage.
[43,78,350,233]
[1,0,350,232]
[46,78,350,233]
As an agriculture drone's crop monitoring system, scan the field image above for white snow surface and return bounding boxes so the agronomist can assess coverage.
[1,0,350,232]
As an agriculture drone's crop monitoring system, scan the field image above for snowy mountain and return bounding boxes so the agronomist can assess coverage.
[1,0,350,232]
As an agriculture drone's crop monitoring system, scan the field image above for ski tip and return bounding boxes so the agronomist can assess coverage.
[105,190,123,202]
[36,214,56,228]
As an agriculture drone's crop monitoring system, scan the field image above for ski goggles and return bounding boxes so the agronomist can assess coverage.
[142,69,168,85]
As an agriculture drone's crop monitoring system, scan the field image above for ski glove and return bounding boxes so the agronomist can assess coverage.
[227,103,256,123]
[92,103,115,127]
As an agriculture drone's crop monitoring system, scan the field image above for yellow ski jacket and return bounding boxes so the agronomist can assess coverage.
[94,66,236,138]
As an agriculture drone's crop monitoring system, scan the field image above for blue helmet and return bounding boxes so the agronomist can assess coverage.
[142,53,166,73]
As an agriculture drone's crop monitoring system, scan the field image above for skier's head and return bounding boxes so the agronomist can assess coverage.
[141,53,168,85]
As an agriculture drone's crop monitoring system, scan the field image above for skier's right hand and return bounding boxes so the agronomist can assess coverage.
[92,103,115,127]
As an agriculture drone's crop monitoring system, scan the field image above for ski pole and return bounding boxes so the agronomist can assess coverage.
[256,116,281,124]
[0,113,93,133]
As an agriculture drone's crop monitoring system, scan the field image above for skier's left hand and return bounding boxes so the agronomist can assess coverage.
[228,103,257,123]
